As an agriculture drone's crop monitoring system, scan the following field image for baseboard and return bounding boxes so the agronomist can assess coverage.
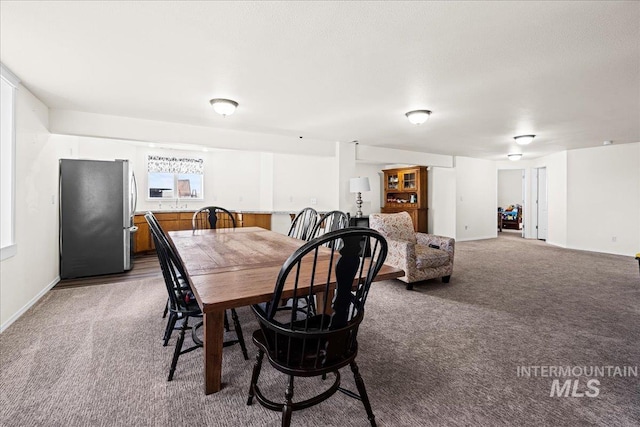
[457,235,498,242]
[0,276,60,333]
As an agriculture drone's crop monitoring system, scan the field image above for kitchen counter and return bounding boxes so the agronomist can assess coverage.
[133,210,275,254]
[135,209,292,215]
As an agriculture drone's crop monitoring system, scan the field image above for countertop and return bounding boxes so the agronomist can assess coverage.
[134,209,301,215]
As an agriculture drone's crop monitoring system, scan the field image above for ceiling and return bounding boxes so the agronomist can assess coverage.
[1,1,639,161]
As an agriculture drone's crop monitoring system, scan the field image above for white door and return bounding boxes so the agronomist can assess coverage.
[536,167,548,240]
[520,169,525,238]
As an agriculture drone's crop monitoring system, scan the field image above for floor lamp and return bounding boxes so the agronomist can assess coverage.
[349,177,370,218]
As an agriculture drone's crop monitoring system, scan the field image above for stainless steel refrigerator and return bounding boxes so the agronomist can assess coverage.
[59,159,138,279]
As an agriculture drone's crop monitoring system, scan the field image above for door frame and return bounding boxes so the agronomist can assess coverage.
[497,168,525,237]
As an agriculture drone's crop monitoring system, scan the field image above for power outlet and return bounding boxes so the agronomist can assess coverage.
[310,198,317,205]
[611,236,617,242]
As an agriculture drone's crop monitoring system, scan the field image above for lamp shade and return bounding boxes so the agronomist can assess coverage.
[508,153,523,161]
[209,98,238,116]
[349,177,371,193]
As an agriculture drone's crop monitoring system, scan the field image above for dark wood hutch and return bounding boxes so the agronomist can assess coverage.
[381,166,428,232]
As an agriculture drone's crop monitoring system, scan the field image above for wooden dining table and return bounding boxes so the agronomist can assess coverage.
[167,227,404,395]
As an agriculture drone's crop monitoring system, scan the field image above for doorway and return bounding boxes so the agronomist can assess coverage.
[498,169,524,237]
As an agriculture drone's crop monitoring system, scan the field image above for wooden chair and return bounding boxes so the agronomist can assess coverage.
[310,210,349,240]
[192,206,241,334]
[282,208,323,316]
[247,228,388,427]
[146,211,190,345]
[146,213,248,381]
[287,207,318,241]
[192,206,236,231]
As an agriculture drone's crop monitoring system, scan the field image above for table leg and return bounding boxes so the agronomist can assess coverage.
[203,309,224,394]
[316,289,335,315]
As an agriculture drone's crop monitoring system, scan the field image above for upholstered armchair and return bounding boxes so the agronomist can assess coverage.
[369,212,455,290]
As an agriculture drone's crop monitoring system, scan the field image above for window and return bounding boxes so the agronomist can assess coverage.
[1,64,19,260]
[147,155,204,199]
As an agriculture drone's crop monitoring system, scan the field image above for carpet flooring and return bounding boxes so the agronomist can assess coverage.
[1,233,638,426]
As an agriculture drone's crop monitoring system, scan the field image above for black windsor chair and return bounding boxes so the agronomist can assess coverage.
[281,207,322,316]
[191,206,241,334]
[310,210,349,240]
[287,207,319,241]
[146,213,248,381]
[192,206,236,231]
[246,227,388,427]
[146,211,190,345]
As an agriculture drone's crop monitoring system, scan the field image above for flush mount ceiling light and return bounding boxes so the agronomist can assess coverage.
[508,153,523,161]
[514,134,535,145]
[209,98,238,117]
[405,110,432,125]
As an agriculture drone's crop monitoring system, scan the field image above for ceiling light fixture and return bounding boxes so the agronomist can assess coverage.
[508,153,523,161]
[209,98,238,117]
[405,110,432,125]
[514,134,535,145]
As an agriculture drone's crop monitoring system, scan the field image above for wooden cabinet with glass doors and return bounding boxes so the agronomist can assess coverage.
[381,166,428,232]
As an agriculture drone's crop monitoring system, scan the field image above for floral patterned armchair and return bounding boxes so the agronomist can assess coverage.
[369,212,455,290]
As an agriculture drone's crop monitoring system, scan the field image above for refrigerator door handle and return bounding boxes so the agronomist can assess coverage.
[131,171,138,216]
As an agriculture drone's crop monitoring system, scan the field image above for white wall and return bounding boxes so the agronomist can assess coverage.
[498,169,523,209]
[455,156,497,241]
[0,86,72,330]
[429,167,457,238]
[566,143,639,256]
[354,162,384,216]
[272,153,338,212]
[337,141,358,214]
[271,152,339,234]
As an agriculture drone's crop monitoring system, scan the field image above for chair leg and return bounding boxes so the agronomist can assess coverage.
[307,295,317,316]
[168,317,188,381]
[230,309,249,360]
[405,283,413,290]
[350,361,376,426]
[163,312,179,346]
[247,349,264,405]
[162,298,168,318]
[282,375,295,427]
[224,310,230,332]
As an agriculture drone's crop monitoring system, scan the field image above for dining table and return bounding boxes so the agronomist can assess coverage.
[167,226,404,395]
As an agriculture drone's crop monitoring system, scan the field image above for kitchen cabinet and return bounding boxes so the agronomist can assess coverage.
[235,213,272,229]
[381,166,428,232]
[133,211,272,254]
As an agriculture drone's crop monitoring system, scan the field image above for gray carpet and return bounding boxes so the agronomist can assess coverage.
[1,233,638,426]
